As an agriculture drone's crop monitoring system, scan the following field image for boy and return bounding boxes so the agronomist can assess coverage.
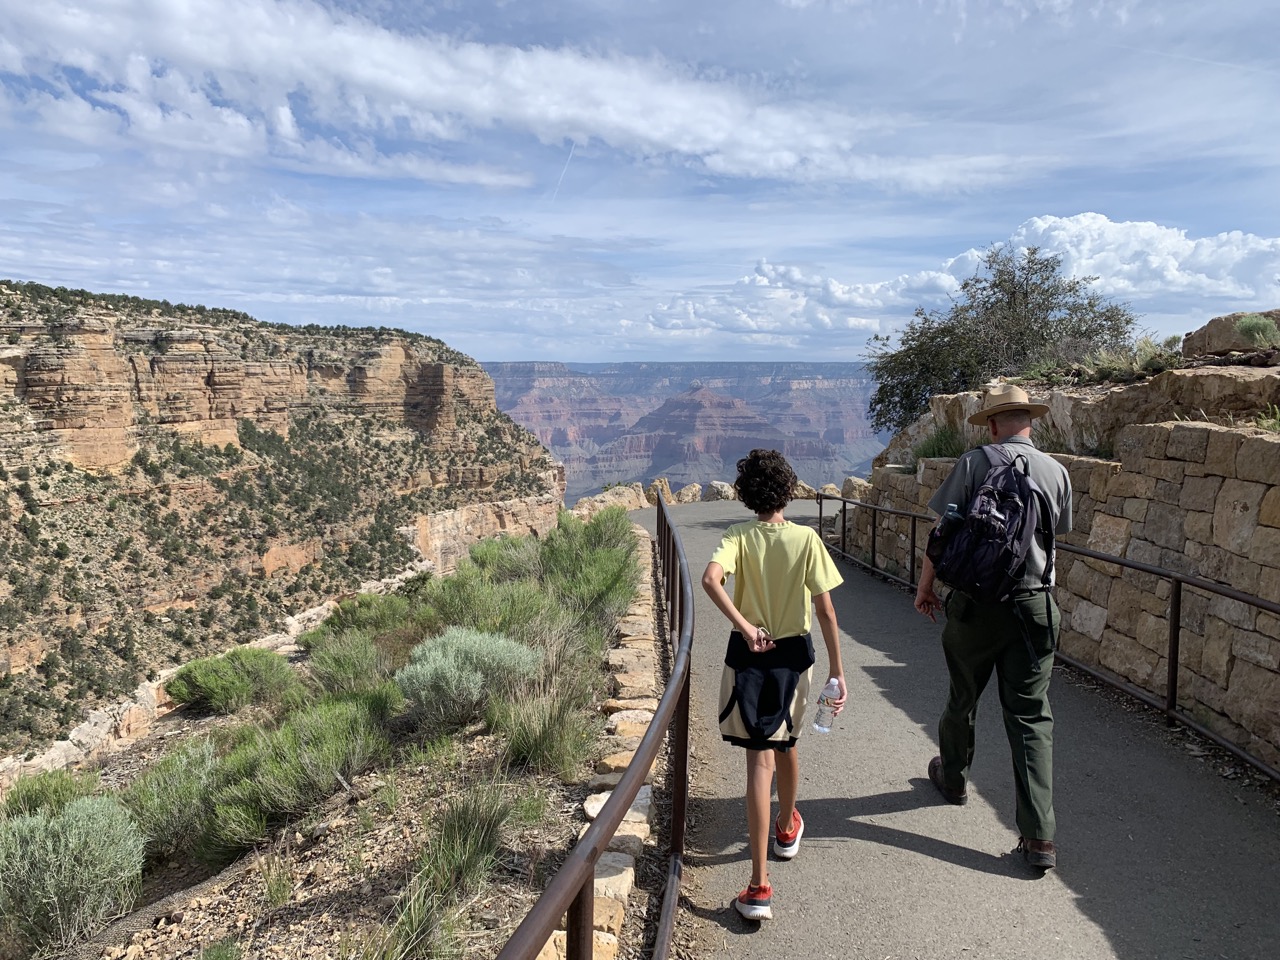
[701,449,847,921]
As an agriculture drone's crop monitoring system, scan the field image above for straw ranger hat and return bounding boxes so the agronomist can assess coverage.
[966,383,1050,426]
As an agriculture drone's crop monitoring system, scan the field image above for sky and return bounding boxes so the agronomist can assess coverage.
[1,0,1278,363]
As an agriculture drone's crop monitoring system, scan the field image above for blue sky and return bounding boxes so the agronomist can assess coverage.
[1,0,1277,362]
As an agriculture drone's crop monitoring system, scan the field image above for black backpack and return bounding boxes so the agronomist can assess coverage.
[925,443,1054,604]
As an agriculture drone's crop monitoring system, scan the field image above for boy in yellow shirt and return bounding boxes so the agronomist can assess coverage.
[702,449,846,921]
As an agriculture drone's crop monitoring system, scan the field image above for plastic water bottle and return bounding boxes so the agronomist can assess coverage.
[812,677,841,733]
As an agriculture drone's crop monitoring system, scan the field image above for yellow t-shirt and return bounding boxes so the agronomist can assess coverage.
[709,520,843,638]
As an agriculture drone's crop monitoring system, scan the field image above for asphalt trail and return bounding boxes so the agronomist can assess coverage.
[634,500,1280,960]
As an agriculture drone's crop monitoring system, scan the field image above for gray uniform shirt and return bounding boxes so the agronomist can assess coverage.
[927,435,1073,590]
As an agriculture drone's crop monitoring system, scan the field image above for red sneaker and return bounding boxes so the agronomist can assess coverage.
[772,808,804,860]
[734,882,773,920]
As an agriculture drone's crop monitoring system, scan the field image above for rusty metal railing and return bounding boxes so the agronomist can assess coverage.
[817,492,1280,784]
[496,499,694,960]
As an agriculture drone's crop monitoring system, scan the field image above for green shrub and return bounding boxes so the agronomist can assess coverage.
[0,796,144,956]
[583,506,637,553]
[204,700,389,855]
[198,940,241,960]
[910,426,966,462]
[395,627,541,728]
[1,768,97,819]
[1236,313,1280,348]
[1256,403,1280,433]
[121,736,217,861]
[491,694,599,780]
[327,594,412,637]
[308,631,390,696]
[166,647,303,715]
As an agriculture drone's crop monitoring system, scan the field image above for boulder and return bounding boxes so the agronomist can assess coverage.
[842,476,873,501]
[672,483,702,504]
[645,477,674,506]
[701,480,736,501]
[793,480,818,500]
[572,483,648,519]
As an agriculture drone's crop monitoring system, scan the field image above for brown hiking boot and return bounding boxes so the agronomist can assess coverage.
[1017,837,1057,869]
[928,756,968,805]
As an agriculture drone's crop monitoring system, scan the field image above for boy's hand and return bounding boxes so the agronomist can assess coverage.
[748,627,774,653]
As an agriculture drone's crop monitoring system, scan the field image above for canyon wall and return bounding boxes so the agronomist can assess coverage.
[485,361,888,501]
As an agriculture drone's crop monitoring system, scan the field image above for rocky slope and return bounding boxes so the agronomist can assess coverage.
[0,282,562,754]
[484,361,887,500]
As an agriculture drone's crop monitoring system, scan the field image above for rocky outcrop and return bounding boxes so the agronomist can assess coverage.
[485,361,888,500]
[406,495,562,574]
[1183,310,1280,357]
[572,484,650,520]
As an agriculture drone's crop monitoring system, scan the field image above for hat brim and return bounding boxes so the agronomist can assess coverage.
[966,401,1050,426]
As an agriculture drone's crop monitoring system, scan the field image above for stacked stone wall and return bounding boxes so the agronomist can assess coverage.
[835,421,1280,767]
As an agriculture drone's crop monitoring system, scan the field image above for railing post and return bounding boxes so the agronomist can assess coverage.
[669,668,691,856]
[870,506,878,573]
[840,500,847,556]
[566,875,594,959]
[1166,579,1182,727]
[909,516,918,588]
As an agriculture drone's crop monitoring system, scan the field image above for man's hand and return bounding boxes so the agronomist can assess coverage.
[914,585,944,622]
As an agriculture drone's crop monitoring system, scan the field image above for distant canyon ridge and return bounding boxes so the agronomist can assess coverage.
[483,362,889,502]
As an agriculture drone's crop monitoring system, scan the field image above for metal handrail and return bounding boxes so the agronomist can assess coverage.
[496,499,694,960]
[817,492,1280,784]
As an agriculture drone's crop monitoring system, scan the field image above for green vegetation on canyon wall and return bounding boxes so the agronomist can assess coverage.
[0,282,558,755]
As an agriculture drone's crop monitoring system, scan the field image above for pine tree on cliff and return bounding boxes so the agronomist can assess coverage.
[866,245,1137,432]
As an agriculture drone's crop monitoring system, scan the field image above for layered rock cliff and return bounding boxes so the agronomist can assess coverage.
[484,361,888,500]
[0,282,562,753]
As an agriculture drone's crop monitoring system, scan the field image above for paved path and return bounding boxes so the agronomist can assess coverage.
[634,500,1280,960]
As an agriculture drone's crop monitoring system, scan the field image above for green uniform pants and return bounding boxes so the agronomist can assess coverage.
[937,590,1059,841]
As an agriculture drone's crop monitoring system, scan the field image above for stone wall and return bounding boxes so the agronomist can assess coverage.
[834,421,1280,768]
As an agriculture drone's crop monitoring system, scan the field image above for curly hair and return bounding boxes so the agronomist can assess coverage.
[734,449,797,514]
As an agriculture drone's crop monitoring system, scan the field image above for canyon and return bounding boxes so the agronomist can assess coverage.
[0,282,561,754]
[484,361,889,501]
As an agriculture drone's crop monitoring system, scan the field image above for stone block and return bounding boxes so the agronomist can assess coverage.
[1190,674,1229,714]
[1179,476,1223,514]
[538,930,619,960]
[1182,591,1210,635]
[1179,631,1205,670]
[1154,479,1182,505]
[1259,566,1280,604]
[1234,631,1280,671]
[1208,593,1257,631]
[1257,614,1280,642]
[1260,487,1280,528]
[1249,526,1280,567]
[1059,629,1100,666]
[602,697,659,715]
[594,851,636,902]
[1212,479,1267,553]
[1203,427,1241,479]
[1183,510,1213,545]
[1227,555,1262,595]
[612,673,656,699]
[1200,618,1236,686]
[1071,600,1108,641]
[577,821,651,859]
[1100,628,1159,686]
[1065,558,1113,607]
[1146,459,1187,484]
[1236,435,1280,485]
[596,751,638,774]
[1140,502,1185,551]
[1105,580,1144,636]
[1087,512,1132,557]
[1195,544,1233,583]
[1136,611,1169,653]
[1122,497,1149,523]
[1089,461,1121,498]
[1107,472,1157,499]
[1222,660,1280,744]
[1167,423,1211,462]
